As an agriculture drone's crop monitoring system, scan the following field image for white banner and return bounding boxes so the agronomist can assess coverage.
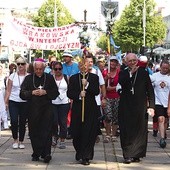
[1,17,81,50]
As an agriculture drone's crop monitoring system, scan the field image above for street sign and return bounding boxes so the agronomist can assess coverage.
[101,1,119,22]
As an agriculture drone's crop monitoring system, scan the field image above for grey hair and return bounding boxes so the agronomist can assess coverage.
[124,53,137,62]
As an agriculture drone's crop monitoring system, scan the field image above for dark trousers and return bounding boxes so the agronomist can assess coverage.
[52,103,70,139]
[97,105,102,135]
[9,100,27,141]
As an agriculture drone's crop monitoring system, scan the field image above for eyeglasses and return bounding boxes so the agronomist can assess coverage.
[54,68,62,71]
[17,63,26,66]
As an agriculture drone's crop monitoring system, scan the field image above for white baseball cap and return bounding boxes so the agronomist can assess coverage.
[109,56,118,61]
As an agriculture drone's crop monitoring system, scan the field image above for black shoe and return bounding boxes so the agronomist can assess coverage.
[75,153,81,161]
[131,157,140,162]
[123,158,131,164]
[41,155,45,159]
[44,155,52,163]
[32,157,39,161]
[81,159,90,165]
[159,138,166,148]
[153,130,158,137]
[66,134,72,140]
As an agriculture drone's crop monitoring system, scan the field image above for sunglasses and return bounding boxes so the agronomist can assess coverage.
[17,63,26,66]
[54,68,62,71]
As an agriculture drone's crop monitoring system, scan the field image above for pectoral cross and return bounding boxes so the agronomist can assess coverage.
[131,87,134,95]
[38,85,43,89]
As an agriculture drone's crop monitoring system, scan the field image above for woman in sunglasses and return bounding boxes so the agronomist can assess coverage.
[5,56,28,149]
[51,61,70,149]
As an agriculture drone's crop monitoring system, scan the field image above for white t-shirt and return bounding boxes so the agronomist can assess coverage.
[91,67,105,106]
[52,77,70,105]
[9,72,27,102]
[150,72,170,107]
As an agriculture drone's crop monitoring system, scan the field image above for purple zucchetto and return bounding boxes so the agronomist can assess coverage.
[34,58,45,62]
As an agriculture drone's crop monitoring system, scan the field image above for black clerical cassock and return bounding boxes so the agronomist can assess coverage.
[20,73,59,160]
[67,72,99,163]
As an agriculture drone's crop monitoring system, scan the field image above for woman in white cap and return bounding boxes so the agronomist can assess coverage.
[5,56,28,149]
[102,56,120,142]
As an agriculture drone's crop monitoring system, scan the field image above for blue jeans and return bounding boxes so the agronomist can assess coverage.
[52,103,70,139]
[9,100,28,142]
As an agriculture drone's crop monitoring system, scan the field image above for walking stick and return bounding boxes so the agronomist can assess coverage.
[81,54,86,122]
[107,34,111,87]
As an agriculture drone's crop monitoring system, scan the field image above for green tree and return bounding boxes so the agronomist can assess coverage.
[31,0,75,59]
[97,34,108,51]
[112,0,166,52]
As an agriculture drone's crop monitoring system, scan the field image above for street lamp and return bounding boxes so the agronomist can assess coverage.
[143,0,146,47]
[54,0,57,57]
[54,0,57,27]
[136,0,146,47]
[138,0,153,48]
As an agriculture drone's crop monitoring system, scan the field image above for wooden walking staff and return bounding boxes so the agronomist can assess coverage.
[81,48,90,122]
[75,10,96,122]
[107,34,111,87]
[81,55,86,122]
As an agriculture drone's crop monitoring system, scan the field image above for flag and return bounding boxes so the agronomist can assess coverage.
[110,35,120,49]
[71,49,83,57]
[116,50,122,65]
[107,35,110,54]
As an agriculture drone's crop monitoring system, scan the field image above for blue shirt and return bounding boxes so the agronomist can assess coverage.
[44,66,51,74]
[62,62,79,77]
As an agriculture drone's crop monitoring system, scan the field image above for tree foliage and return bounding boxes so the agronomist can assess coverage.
[97,34,108,51]
[113,0,166,52]
[31,0,75,59]
[98,0,166,53]
[32,0,74,27]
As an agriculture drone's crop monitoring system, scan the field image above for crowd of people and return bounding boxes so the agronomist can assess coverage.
[0,51,170,165]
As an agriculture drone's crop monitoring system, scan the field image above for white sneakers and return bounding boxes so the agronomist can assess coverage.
[19,144,25,149]
[12,143,19,149]
[12,142,25,149]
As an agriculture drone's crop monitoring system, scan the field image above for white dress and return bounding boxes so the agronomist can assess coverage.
[0,75,8,133]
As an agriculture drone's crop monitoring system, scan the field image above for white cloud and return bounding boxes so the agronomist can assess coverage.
[0,0,44,8]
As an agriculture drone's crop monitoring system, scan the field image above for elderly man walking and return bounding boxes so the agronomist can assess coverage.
[20,59,59,163]
[118,53,155,164]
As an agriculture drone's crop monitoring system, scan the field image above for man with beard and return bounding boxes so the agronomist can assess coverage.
[20,59,59,163]
[118,53,155,164]
[67,59,99,165]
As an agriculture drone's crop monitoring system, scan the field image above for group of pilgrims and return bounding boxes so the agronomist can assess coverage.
[0,50,170,165]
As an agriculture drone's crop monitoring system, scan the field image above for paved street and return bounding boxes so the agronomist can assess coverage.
[0,121,170,170]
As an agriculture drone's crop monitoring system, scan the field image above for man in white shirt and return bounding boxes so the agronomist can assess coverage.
[150,60,170,148]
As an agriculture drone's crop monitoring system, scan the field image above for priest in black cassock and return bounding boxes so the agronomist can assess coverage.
[118,53,155,164]
[20,59,59,163]
[67,60,99,166]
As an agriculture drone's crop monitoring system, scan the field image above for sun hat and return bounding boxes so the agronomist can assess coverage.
[109,56,118,61]
[62,50,73,58]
